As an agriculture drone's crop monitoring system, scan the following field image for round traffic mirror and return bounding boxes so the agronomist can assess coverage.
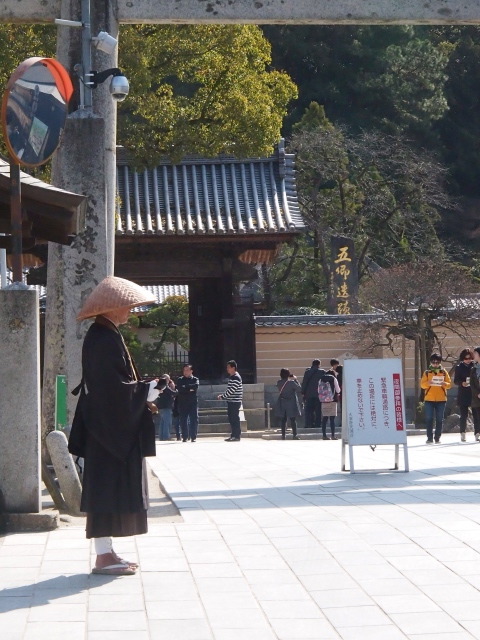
[1,57,73,167]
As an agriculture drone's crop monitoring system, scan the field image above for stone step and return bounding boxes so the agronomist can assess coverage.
[198,423,232,434]
[198,400,226,409]
[196,432,231,438]
[198,413,228,425]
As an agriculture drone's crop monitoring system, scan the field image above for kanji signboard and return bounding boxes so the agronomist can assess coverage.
[341,358,409,472]
[331,235,358,314]
[343,359,407,446]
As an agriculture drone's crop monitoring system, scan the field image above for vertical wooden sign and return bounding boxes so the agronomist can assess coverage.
[331,235,358,314]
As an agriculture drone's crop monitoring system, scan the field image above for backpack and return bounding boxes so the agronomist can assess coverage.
[318,378,335,403]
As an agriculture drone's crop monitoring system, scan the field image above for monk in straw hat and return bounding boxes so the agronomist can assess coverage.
[69,276,156,575]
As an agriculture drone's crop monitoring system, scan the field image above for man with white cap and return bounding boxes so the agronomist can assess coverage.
[69,276,156,575]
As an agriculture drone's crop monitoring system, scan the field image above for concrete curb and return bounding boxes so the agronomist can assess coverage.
[0,511,59,532]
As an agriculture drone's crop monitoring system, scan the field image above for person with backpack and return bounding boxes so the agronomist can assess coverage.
[301,359,325,429]
[318,372,341,440]
[420,353,452,444]
[274,368,303,439]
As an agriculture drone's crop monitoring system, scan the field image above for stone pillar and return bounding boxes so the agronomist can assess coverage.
[42,0,119,438]
[0,288,41,513]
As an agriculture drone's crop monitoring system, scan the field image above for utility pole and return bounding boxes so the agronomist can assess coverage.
[42,0,119,441]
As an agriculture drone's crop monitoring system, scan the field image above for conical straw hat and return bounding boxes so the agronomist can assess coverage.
[77,276,155,320]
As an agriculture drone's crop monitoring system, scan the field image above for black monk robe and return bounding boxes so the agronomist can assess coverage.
[69,317,156,538]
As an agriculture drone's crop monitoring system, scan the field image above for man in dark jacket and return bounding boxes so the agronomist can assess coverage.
[177,364,200,442]
[301,359,325,429]
[218,360,243,441]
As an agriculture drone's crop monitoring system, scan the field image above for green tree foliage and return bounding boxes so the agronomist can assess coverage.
[432,27,480,197]
[263,25,449,145]
[118,24,297,165]
[0,24,296,166]
[263,103,451,313]
[262,24,480,273]
[143,295,189,350]
[261,235,326,312]
[0,25,55,85]
[120,296,189,377]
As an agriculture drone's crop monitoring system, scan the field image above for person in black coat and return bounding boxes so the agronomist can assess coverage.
[301,359,325,429]
[177,364,200,442]
[454,347,479,442]
[274,368,302,439]
[69,276,156,576]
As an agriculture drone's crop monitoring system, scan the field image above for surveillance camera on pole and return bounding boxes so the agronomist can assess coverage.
[92,31,118,56]
[86,68,129,102]
[54,16,126,107]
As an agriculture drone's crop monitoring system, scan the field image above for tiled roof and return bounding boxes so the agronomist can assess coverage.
[133,285,188,312]
[255,314,382,327]
[142,284,188,303]
[116,141,303,237]
[34,283,188,311]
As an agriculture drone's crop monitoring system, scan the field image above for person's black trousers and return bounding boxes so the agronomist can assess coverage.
[281,416,297,439]
[304,397,322,428]
[459,405,469,433]
[179,404,198,440]
[227,402,241,439]
[460,405,480,434]
[322,416,335,437]
[472,407,480,434]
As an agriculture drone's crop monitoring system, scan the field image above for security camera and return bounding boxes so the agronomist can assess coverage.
[93,31,118,56]
[88,68,130,102]
[110,74,129,101]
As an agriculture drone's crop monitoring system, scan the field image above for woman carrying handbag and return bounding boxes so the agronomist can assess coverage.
[274,368,303,440]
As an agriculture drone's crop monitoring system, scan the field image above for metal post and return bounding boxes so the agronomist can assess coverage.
[9,160,22,283]
[266,402,271,430]
[0,246,7,288]
[81,0,92,109]
[403,443,409,472]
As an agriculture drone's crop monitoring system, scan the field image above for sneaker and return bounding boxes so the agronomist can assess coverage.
[426,439,434,444]
[182,439,187,442]
[322,436,331,440]
[224,437,233,441]
[292,435,300,440]
[331,435,338,440]
[461,432,466,442]
[230,437,241,441]
[434,439,440,444]
[476,433,480,442]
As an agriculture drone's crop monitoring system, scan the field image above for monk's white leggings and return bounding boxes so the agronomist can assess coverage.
[94,536,113,555]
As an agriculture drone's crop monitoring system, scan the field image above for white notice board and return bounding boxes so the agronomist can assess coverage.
[342,358,407,446]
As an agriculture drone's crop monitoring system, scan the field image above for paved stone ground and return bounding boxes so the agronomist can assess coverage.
[2,433,480,639]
